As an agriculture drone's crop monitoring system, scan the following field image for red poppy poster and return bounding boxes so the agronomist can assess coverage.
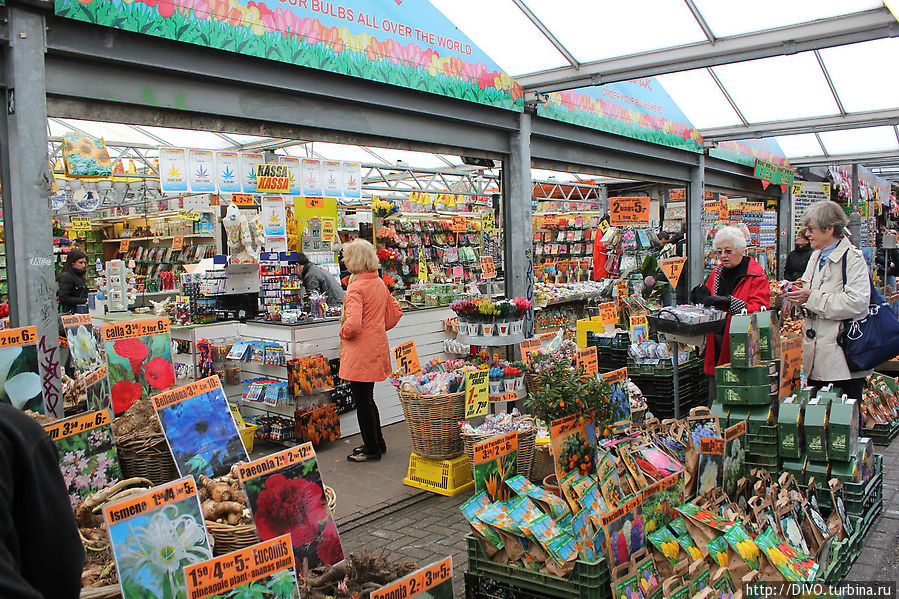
[102,318,176,415]
[238,443,344,570]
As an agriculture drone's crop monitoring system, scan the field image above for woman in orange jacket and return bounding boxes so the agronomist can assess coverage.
[339,239,403,462]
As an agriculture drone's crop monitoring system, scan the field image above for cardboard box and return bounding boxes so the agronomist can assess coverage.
[756,310,774,361]
[828,398,859,462]
[717,382,778,405]
[746,405,776,436]
[805,460,830,486]
[778,398,804,459]
[804,398,829,462]
[715,362,777,386]
[728,313,760,368]
[781,458,807,485]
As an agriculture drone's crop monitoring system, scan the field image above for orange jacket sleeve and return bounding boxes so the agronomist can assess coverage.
[340,289,363,340]
[385,293,403,331]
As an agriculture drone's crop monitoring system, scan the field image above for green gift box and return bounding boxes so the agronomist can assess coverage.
[828,398,859,462]
[804,398,829,462]
[746,405,775,436]
[781,457,807,485]
[756,310,774,361]
[728,312,760,368]
[778,397,804,459]
[716,383,776,405]
[715,362,777,386]
[710,401,730,426]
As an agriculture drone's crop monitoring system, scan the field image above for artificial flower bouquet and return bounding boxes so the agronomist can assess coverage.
[450,296,530,337]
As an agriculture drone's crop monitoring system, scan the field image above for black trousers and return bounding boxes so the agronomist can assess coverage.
[807,377,865,401]
[350,381,385,455]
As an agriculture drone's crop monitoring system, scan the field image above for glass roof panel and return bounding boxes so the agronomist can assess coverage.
[137,126,236,149]
[711,53,839,122]
[690,0,884,38]
[817,126,899,155]
[519,0,706,63]
[369,147,457,169]
[51,119,160,145]
[288,142,375,164]
[428,0,569,75]
[656,70,742,129]
[819,38,899,113]
[773,134,825,157]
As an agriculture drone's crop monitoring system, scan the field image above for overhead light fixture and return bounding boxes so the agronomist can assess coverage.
[461,156,495,168]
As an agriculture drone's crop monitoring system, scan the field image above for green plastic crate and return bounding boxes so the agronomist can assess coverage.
[466,536,610,599]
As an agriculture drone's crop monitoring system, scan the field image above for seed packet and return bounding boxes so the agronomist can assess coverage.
[559,469,585,512]
[600,495,645,569]
[618,447,648,489]
[460,492,504,549]
[580,482,608,526]
[596,449,618,481]
[506,495,544,529]
[546,531,579,565]
[599,470,624,507]
[571,509,597,561]
[611,567,643,599]
[689,561,711,597]
[504,474,571,520]
[697,437,725,497]
[707,535,729,567]
[633,444,684,480]
[572,474,598,502]
[632,549,663,599]
[640,472,684,534]
[520,512,562,551]
[674,531,703,562]
[723,522,762,571]
[647,527,681,566]
[755,525,819,582]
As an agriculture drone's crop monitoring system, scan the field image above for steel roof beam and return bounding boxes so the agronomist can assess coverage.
[510,0,579,69]
[701,108,899,141]
[789,151,899,167]
[516,8,897,93]
[814,50,846,117]
[683,0,716,43]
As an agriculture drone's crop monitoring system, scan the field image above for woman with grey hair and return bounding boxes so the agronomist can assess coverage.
[784,201,870,399]
[691,226,771,378]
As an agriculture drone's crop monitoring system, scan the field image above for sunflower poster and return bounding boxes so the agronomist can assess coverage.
[45,409,121,507]
[238,443,344,570]
[472,432,517,503]
[371,557,453,599]
[104,476,212,599]
[102,318,176,416]
[0,326,44,412]
[183,535,301,599]
[61,313,110,412]
[153,376,248,479]
[61,132,112,178]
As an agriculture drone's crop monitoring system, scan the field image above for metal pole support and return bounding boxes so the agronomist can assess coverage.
[849,164,861,245]
[504,110,534,341]
[0,6,63,416]
[687,154,705,293]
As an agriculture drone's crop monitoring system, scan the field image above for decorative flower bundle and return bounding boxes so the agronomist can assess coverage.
[372,197,399,217]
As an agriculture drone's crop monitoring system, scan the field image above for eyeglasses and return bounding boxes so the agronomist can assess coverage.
[715,248,735,256]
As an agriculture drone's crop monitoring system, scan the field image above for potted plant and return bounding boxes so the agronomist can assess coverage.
[450,299,480,337]
[503,366,522,393]
[474,298,498,336]
[524,356,614,437]
[495,300,516,336]
[488,366,504,395]
[511,297,532,335]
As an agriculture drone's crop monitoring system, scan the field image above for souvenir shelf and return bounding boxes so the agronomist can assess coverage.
[531,212,601,268]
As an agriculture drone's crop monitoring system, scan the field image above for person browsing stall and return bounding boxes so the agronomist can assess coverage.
[691,226,771,386]
[339,239,403,463]
[784,228,813,282]
[784,202,871,400]
[296,253,345,306]
[57,249,89,314]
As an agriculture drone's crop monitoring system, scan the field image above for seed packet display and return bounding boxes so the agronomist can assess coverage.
[504,474,570,520]
[153,376,249,479]
[371,556,453,599]
[82,365,112,413]
[60,313,104,373]
[183,535,301,599]
[602,367,631,421]
[600,495,645,569]
[104,476,212,599]
[472,432,517,502]
[754,525,818,582]
[697,437,725,496]
[459,492,504,550]
[103,318,176,415]
[0,326,44,412]
[45,409,121,507]
[238,443,344,569]
[550,414,595,510]
[722,422,746,498]
[640,473,684,534]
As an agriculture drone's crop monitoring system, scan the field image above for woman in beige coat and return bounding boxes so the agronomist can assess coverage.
[784,201,871,399]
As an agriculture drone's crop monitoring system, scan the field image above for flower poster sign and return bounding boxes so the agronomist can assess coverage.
[238,442,344,569]
[61,313,111,412]
[102,317,176,416]
[0,326,44,413]
[45,409,121,507]
[472,432,517,503]
[55,0,523,111]
[153,375,249,478]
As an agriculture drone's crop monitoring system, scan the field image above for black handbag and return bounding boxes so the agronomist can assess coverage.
[836,254,899,371]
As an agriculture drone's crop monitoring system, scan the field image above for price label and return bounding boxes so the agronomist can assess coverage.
[541,215,559,228]
[178,209,202,221]
[451,216,467,233]
[231,193,255,206]
[305,197,325,208]
[254,163,291,193]
[171,235,184,251]
[472,432,517,466]
[321,217,336,242]
[576,346,598,375]
[490,392,518,403]
[465,370,489,418]
[700,437,725,455]
[598,301,618,326]
[659,257,687,289]
[779,336,802,398]
[392,340,421,375]
[482,213,496,237]
[479,256,496,279]
[44,409,110,441]
[630,314,648,343]
[71,216,92,231]
[0,326,38,348]
[184,535,296,599]
[609,196,650,225]
[598,218,610,233]
[519,338,541,362]
[118,238,130,253]
[616,280,628,298]
[371,557,453,599]
[418,251,428,283]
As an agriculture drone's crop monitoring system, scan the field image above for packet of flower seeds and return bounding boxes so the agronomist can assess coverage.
[579,481,608,526]
[545,531,579,566]
[460,492,504,550]
[706,535,729,567]
[640,472,684,535]
[506,495,543,530]
[519,512,563,553]
[689,559,711,596]
[504,474,571,520]
[571,509,596,561]
[598,470,623,506]
[571,474,597,502]
[674,531,703,562]
[723,521,762,573]
[611,563,642,599]
[596,449,618,480]
[647,527,682,566]
[558,469,584,512]
[755,525,819,582]
[674,503,735,555]
[711,566,736,596]
[632,548,663,599]
[476,501,521,536]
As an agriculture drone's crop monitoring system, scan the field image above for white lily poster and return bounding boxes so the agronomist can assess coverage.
[61,313,111,413]
[0,326,44,413]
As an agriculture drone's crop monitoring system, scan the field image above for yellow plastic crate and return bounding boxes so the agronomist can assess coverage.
[239,423,258,454]
[403,452,473,496]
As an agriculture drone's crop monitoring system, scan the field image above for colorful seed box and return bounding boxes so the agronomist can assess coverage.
[778,397,804,459]
[804,398,829,462]
[828,398,859,462]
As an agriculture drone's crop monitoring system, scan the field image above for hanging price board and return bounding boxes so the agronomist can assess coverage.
[171,236,184,252]
[71,216,92,231]
[609,196,650,225]
[576,346,598,375]
[392,340,421,375]
[305,197,325,208]
[519,338,541,362]
[231,193,255,206]
[118,238,130,253]
[321,216,336,242]
[598,301,618,326]
[0,326,37,348]
[451,216,467,233]
[482,213,497,237]
[464,370,489,418]
[178,209,202,221]
[659,257,687,289]
[479,256,496,279]
[753,159,794,186]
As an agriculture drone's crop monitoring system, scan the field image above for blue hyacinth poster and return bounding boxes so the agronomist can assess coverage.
[152,375,248,479]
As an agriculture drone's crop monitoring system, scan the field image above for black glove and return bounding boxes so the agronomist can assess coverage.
[690,284,711,304]
[702,295,731,310]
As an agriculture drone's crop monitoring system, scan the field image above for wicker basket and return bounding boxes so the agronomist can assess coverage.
[398,389,465,460]
[524,372,544,395]
[206,484,337,556]
[115,431,179,486]
[80,586,121,599]
[462,420,538,481]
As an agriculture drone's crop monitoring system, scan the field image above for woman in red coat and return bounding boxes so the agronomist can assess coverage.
[339,239,403,463]
[691,227,770,387]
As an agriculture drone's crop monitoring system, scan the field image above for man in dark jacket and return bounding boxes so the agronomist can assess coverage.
[0,403,84,598]
[297,253,345,305]
[784,228,813,281]
[57,249,89,314]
